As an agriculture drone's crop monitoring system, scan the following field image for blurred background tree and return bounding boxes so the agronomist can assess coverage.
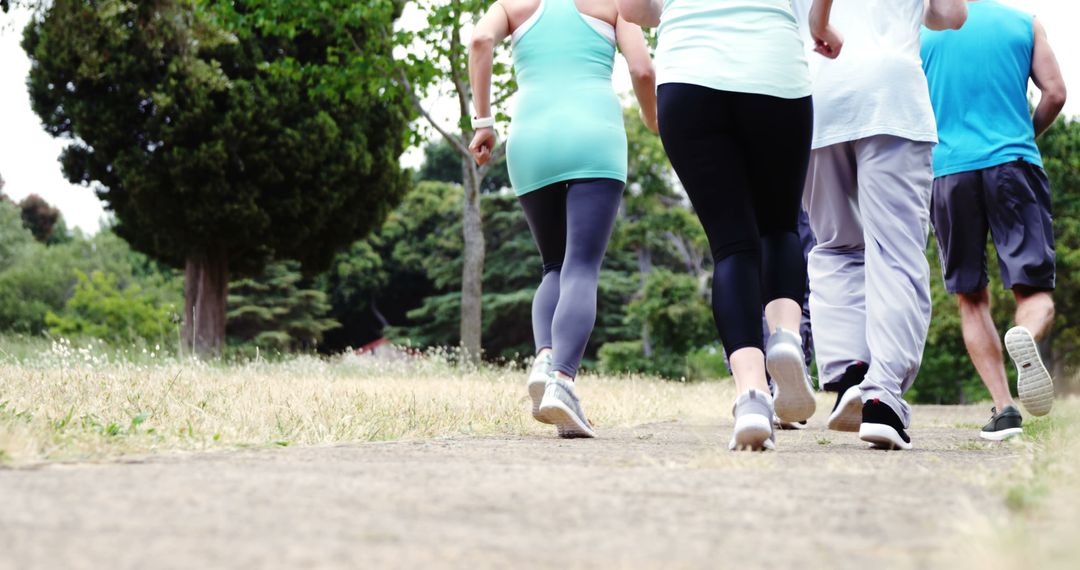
[227,261,339,353]
[396,0,517,362]
[22,0,411,356]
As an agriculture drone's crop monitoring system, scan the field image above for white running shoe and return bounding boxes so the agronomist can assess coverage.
[1005,326,1054,417]
[729,389,776,451]
[537,376,595,438]
[827,385,862,432]
[765,327,816,423]
[527,353,553,424]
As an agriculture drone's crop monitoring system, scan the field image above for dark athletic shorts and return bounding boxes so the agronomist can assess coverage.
[930,159,1055,294]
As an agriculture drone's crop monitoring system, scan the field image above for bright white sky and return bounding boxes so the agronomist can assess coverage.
[1,1,1077,234]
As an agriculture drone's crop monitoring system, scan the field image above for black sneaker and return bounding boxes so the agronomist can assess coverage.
[859,398,912,450]
[826,362,868,432]
[979,406,1023,441]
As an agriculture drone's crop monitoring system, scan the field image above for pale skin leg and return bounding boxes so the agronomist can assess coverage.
[958,286,1055,411]
[728,298,802,395]
[957,288,1014,410]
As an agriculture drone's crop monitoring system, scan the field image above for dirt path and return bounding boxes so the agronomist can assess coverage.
[0,405,1020,569]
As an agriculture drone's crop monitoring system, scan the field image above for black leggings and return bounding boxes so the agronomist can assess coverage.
[519,178,624,378]
[658,83,812,356]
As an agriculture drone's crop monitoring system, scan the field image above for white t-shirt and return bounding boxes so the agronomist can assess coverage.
[791,0,938,148]
[656,0,811,100]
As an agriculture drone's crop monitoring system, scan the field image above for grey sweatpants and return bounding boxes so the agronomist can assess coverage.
[803,135,934,428]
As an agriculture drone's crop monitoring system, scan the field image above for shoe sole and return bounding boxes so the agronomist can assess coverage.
[766,342,816,423]
[527,376,552,424]
[979,427,1023,441]
[826,387,862,432]
[1005,327,1054,417]
[859,423,913,450]
[729,414,774,451]
[537,397,595,439]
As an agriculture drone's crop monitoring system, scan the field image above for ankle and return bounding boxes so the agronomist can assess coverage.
[555,371,574,382]
[995,397,1018,411]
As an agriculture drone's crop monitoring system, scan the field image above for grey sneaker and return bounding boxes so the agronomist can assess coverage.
[1005,326,1054,417]
[729,389,776,451]
[979,406,1023,441]
[765,327,816,423]
[527,353,553,424]
[537,376,595,438]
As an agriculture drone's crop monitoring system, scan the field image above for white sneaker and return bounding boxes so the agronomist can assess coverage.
[1005,326,1054,417]
[527,353,553,424]
[765,328,816,423]
[826,385,862,432]
[537,376,596,438]
[729,389,776,451]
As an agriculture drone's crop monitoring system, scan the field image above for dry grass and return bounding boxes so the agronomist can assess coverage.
[0,340,737,465]
[950,397,1080,570]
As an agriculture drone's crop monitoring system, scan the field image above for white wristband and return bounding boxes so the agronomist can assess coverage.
[472,116,495,129]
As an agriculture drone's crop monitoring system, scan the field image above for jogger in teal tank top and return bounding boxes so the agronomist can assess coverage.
[468,0,657,438]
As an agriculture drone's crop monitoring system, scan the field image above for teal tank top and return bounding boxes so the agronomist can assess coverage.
[921,1,1043,177]
[507,0,627,195]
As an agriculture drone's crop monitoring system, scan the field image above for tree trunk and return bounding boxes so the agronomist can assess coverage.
[182,251,229,358]
[460,158,485,363]
[636,245,654,357]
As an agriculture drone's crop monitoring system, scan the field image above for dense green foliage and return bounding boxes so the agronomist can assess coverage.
[0,194,181,341]
[227,261,339,352]
[46,271,176,346]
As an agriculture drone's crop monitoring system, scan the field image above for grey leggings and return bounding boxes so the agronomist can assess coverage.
[519,178,624,378]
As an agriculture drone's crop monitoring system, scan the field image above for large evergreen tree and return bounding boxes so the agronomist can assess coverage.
[23,0,411,356]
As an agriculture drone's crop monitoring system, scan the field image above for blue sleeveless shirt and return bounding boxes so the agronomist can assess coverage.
[921,0,1043,177]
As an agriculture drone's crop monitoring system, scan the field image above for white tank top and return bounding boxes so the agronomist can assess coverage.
[655,0,811,99]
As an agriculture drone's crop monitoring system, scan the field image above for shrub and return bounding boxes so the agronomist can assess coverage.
[46,271,177,347]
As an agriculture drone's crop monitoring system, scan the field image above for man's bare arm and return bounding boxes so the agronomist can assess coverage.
[1030,17,1067,137]
[924,0,967,31]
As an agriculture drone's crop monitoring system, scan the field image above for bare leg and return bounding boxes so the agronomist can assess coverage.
[958,288,1014,410]
[1013,286,1055,340]
[764,298,802,334]
[725,297,798,398]
[729,348,770,395]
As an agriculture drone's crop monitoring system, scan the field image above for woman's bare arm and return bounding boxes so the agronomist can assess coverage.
[809,0,842,59]
[616,15,657,133]
[615,0,662,28]
[467,2,512,165]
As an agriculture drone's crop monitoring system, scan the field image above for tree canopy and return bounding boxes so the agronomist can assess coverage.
[22,0,412,354]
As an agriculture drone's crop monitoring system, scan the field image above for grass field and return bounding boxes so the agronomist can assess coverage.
[0,338,737,465]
